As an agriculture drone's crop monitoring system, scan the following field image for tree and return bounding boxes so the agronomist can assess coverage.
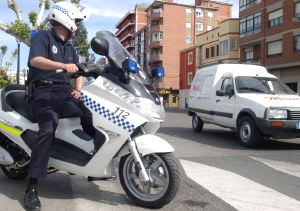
[0,0,86,47]
[73,22,95,62]
[0,45,17,88]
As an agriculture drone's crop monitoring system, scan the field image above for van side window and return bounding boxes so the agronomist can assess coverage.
[220,78,233,91]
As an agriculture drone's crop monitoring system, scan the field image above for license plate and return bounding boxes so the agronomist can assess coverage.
[296,121,300,129]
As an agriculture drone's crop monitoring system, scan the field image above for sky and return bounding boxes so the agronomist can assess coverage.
[0,0,239,71]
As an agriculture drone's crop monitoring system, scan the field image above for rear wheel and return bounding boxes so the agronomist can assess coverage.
[0,134,29,180]
[119,153,180,208]
[237,116,262,148]
[192,114,203,133]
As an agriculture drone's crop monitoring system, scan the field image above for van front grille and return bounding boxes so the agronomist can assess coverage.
[288,110,300,120]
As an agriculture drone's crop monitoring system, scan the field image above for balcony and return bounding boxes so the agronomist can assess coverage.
[151,40,163,48]
[116,22,135,37]
[151,25,163,33]
[150,11,163,20]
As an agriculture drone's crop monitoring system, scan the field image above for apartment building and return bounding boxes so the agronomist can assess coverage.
[115,5,147,56]
[179,18,240,108]
[239,0,300,93]
[145,0,232,107]
[132,26,148,72]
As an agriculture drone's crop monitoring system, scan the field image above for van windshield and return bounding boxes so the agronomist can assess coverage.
[235,76,296,95]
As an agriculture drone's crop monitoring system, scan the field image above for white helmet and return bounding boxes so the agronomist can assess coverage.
[49,1,88,32]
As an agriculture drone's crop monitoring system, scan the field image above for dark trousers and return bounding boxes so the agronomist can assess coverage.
[28,85,96,179]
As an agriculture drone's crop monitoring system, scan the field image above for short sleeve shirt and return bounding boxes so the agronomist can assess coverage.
[27,29,79,83]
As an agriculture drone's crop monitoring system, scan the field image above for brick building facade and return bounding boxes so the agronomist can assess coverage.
[239,0,300,93]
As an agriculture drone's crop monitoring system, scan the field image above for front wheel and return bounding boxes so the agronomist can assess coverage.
[237,116,262,148]
[119,153,180,208]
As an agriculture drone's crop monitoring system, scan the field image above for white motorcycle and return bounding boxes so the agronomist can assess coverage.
[0,31,180,208]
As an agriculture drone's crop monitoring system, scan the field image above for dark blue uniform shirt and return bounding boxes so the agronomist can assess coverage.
[27,28,79,83]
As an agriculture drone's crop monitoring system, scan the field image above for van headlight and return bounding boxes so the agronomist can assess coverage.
[267,109,288,119]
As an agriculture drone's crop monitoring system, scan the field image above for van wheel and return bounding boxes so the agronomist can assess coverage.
[192,115,203,133]
[237,116,261,148]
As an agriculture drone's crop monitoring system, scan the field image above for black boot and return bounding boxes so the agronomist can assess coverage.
[24,188,41,211]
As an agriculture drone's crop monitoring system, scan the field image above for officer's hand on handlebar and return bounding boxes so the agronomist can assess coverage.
[63,64,78,73]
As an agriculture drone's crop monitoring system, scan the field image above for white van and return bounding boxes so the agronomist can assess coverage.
[188,64,300,147]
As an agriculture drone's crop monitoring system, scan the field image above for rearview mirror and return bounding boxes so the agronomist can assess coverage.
[216,90,226,96]
[91,37,109,56]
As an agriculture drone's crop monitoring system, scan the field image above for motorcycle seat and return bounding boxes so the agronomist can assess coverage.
[2,85,83,123]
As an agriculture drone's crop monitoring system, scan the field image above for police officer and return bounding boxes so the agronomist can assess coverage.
[24,2,94,210]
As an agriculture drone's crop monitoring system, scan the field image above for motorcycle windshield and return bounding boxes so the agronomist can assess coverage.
[95,31,161,105]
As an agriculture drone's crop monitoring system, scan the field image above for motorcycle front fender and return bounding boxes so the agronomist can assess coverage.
[135,134,174,155]
[117,134,174,159]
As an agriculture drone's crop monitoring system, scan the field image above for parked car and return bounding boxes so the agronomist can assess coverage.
[188,64,300,148]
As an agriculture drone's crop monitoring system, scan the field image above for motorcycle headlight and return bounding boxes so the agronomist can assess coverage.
[102,78,165,120]
[267,109,287,119]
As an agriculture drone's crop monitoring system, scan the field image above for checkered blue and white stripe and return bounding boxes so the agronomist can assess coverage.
[81,93,136,133]
[53,5,69,16]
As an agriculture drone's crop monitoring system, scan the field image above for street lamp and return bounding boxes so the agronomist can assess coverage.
[16,38,21,84]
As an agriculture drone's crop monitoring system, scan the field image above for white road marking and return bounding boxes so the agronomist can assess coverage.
[180,159,300,211]
[250,156,300,178]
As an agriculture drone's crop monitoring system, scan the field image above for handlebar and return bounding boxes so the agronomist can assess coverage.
[56,62,103,78]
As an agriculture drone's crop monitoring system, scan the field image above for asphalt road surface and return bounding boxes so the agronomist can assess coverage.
[0,109,299,211]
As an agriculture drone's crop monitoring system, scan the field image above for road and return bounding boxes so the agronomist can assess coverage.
[0,109,300,210]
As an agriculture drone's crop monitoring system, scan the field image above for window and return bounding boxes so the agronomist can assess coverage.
[230,38,238,50]
[186,8,192,14]
[196,8,203,17]
[211,46,215,57]
[152,32,163,41]
[267,40,282,57]
[196,22,204,32]
[207,25,213,31]
[206,48,210,58]
[295,35,300,51]
[186,22,192,28]
[172,95,177,103]
[207,11,213,18]
[187,72,193,85]
[240,0,260,11]
[296,2,300,18]
[188,52,193,64]
[216,45,219,56]
[220,78,233,93]
[245,47,254,60]
[286,83,298,93]
[220,40,228,56]
[186,36,192,44]
[240,12,261,37]
[268,9,283,27]
[240,18,246,35]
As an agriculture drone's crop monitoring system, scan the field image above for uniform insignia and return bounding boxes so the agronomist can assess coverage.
[52,45,58,54]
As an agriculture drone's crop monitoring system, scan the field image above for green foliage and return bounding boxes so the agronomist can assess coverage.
[71,0,80,4]
[28,11,37,27]
[9,20,30,40]
[74,22,90,60]
[0,71,13,88]
[45,0,50,10]
[9,2,16,9]
[0,46,8,55]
